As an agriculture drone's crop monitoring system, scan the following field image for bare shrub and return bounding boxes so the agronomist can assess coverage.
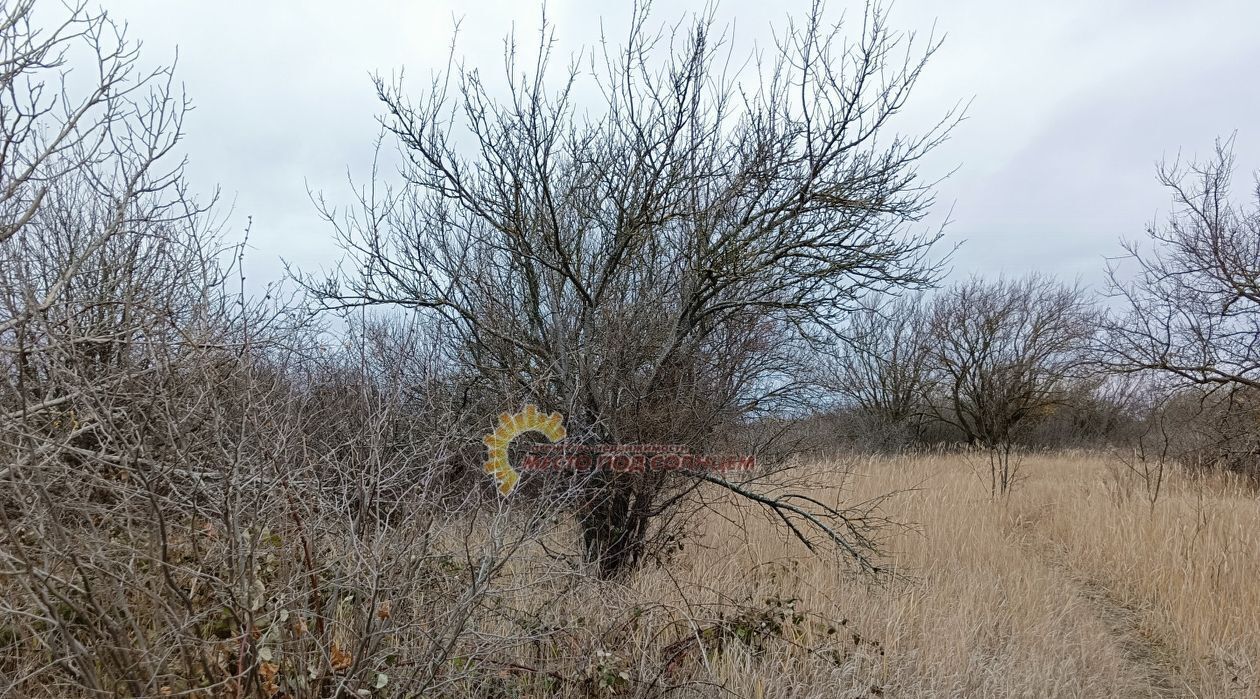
[1162,386,1260,484]
[0,212,590,696]
[1109,393,1175,510]
[0,5,584,696]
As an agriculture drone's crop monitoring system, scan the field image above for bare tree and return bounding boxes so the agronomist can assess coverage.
[821,294,932,449]
[1100,139,1260,482]
[926,275,1098,496]
[306,3,958,577]
[0,0,186,246]
[1104,139,1260,391]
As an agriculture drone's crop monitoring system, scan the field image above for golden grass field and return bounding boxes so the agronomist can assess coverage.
[592,453,1260,698]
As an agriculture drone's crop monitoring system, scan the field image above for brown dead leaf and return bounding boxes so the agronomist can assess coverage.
[259,661,280,696]
[331,642,353,672]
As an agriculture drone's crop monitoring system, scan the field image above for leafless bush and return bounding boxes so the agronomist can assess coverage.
[1106,392,1175,510]
[1163,386,1260,484]
[0,193,592,696]
[0,4,592,696]
[1016,376,1142,449]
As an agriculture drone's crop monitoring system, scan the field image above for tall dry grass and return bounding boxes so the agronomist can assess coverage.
[619,452,1259,697]
[5,452,1257,697]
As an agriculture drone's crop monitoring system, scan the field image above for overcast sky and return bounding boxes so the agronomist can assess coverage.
[101,0,1260,292]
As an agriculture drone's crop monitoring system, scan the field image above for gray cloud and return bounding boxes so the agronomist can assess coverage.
[102,0,1260,291]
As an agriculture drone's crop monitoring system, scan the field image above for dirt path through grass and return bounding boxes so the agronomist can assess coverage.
[1060,563,1189,698]
[1014,524,1193,698]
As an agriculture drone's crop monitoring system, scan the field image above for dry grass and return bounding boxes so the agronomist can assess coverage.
[599,452,1259,697]
[6,452,1258,697]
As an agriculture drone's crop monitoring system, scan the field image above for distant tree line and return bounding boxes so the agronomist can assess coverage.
[816,138,1260,494]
